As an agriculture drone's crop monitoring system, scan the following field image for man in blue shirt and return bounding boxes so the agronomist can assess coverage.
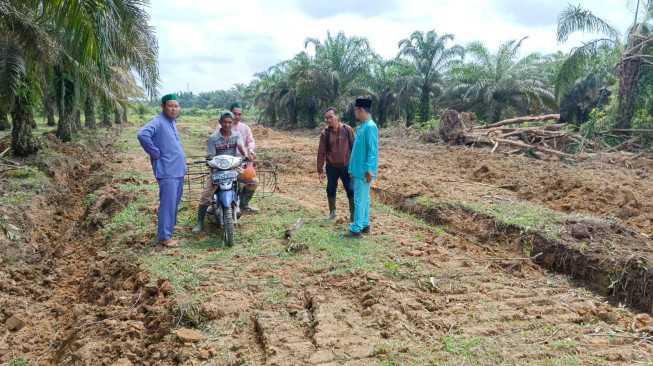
[192,111,257,233]
[137,94,187,247]
[343,98,378,238]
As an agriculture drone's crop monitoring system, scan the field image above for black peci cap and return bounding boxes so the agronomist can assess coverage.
[354,98,372,108]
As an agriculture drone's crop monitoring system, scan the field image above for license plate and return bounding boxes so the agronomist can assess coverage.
[212,171,237,183]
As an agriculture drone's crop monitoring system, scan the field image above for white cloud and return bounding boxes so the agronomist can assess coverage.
[148,0,632,95]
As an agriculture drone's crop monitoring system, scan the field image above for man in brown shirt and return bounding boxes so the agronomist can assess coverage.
[317,107,355,221]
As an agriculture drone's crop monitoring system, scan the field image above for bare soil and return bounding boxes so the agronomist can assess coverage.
[1,124,652,365]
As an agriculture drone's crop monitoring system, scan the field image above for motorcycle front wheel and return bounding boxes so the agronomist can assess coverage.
[222,205,234,247]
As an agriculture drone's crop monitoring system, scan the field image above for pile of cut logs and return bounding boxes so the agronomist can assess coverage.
[437,111,640,160]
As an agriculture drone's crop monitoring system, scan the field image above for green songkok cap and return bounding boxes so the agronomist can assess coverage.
[161,94,178,104]
[230,102,242,110]
[220,111,235,120]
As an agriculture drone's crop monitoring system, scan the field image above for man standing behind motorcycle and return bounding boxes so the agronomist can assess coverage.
[225,102,259,213]
[192,111,259,233]
[316,107,355,221]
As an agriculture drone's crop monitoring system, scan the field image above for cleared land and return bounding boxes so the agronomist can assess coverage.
[0,121,652,365]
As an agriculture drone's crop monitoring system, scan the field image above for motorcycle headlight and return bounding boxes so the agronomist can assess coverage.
[217,159,231,170]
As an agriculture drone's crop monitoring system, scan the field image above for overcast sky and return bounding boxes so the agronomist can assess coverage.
[148,0,634,95]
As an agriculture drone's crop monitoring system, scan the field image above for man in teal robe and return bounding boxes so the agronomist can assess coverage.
[343,98,378,238]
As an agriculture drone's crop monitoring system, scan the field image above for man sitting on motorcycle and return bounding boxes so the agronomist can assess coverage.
[192,111,260,233]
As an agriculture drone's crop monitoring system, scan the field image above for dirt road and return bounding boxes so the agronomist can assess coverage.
[1,124,652,365]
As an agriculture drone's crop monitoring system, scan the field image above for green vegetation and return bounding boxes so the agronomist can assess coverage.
[1,0,158,156]
[463,201,567,237]
[166,2,653,149]
[3,1,652,158]
[103,196,154,242]
[443,334,483,356]
[7,357,28,366]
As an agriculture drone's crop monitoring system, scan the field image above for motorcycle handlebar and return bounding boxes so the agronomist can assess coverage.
[192,156,250,166]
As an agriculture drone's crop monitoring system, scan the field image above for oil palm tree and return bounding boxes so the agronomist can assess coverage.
[397,30,464,122]
[1,0,159,152]
[556,2,653,130]
[304,31,376,110]
[253,64,292,126]
[447,38,556,123]
[0,1,53,155]
[368,59,420,127]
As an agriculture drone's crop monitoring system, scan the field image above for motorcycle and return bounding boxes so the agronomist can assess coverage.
[197,155,248,247]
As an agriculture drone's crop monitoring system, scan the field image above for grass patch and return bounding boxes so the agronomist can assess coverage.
[113,126,147,154]
[462,201,566,237]
[0,166,49,206]
[103,196,154,242]
[84,192,99,210]
[7,357,28,366]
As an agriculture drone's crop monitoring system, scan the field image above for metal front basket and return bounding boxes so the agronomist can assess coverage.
[252,159,277,198]
[183,156,210,203]
[183,156,277,202]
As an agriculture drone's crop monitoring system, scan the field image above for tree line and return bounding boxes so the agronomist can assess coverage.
[247,4,653,132]
[2,1,652,157]
[0,0,157,156]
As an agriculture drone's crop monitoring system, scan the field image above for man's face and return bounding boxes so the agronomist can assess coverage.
[354,107,364,122]
[231,108,242,123]
[219,117,234,132]
[325,110,339,129]
[161,100,180,119]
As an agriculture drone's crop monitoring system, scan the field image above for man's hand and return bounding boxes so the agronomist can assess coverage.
[365,171,374,183]
[319,172,325,184]
[249,150,257,160]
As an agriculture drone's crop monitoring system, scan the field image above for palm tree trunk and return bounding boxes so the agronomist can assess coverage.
[419,85,431,123]
[56,73,75,141]
[114,108,122,124]
[84,94,96,128]
[377,98,387,128]
[122,108,127,124]
[405,105,416,127]
[11,93,40,156]
[74,108,82,131]
[101,103,112,127]
[0,108,10,131]
[616,52,641,131]
[43,87,56,126]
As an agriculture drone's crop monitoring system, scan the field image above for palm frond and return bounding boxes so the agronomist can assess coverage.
[554,39,616,101]
[557,4,620,43]
[0,43,27,107]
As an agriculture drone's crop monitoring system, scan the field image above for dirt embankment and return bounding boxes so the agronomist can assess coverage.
[0,131,178,365]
